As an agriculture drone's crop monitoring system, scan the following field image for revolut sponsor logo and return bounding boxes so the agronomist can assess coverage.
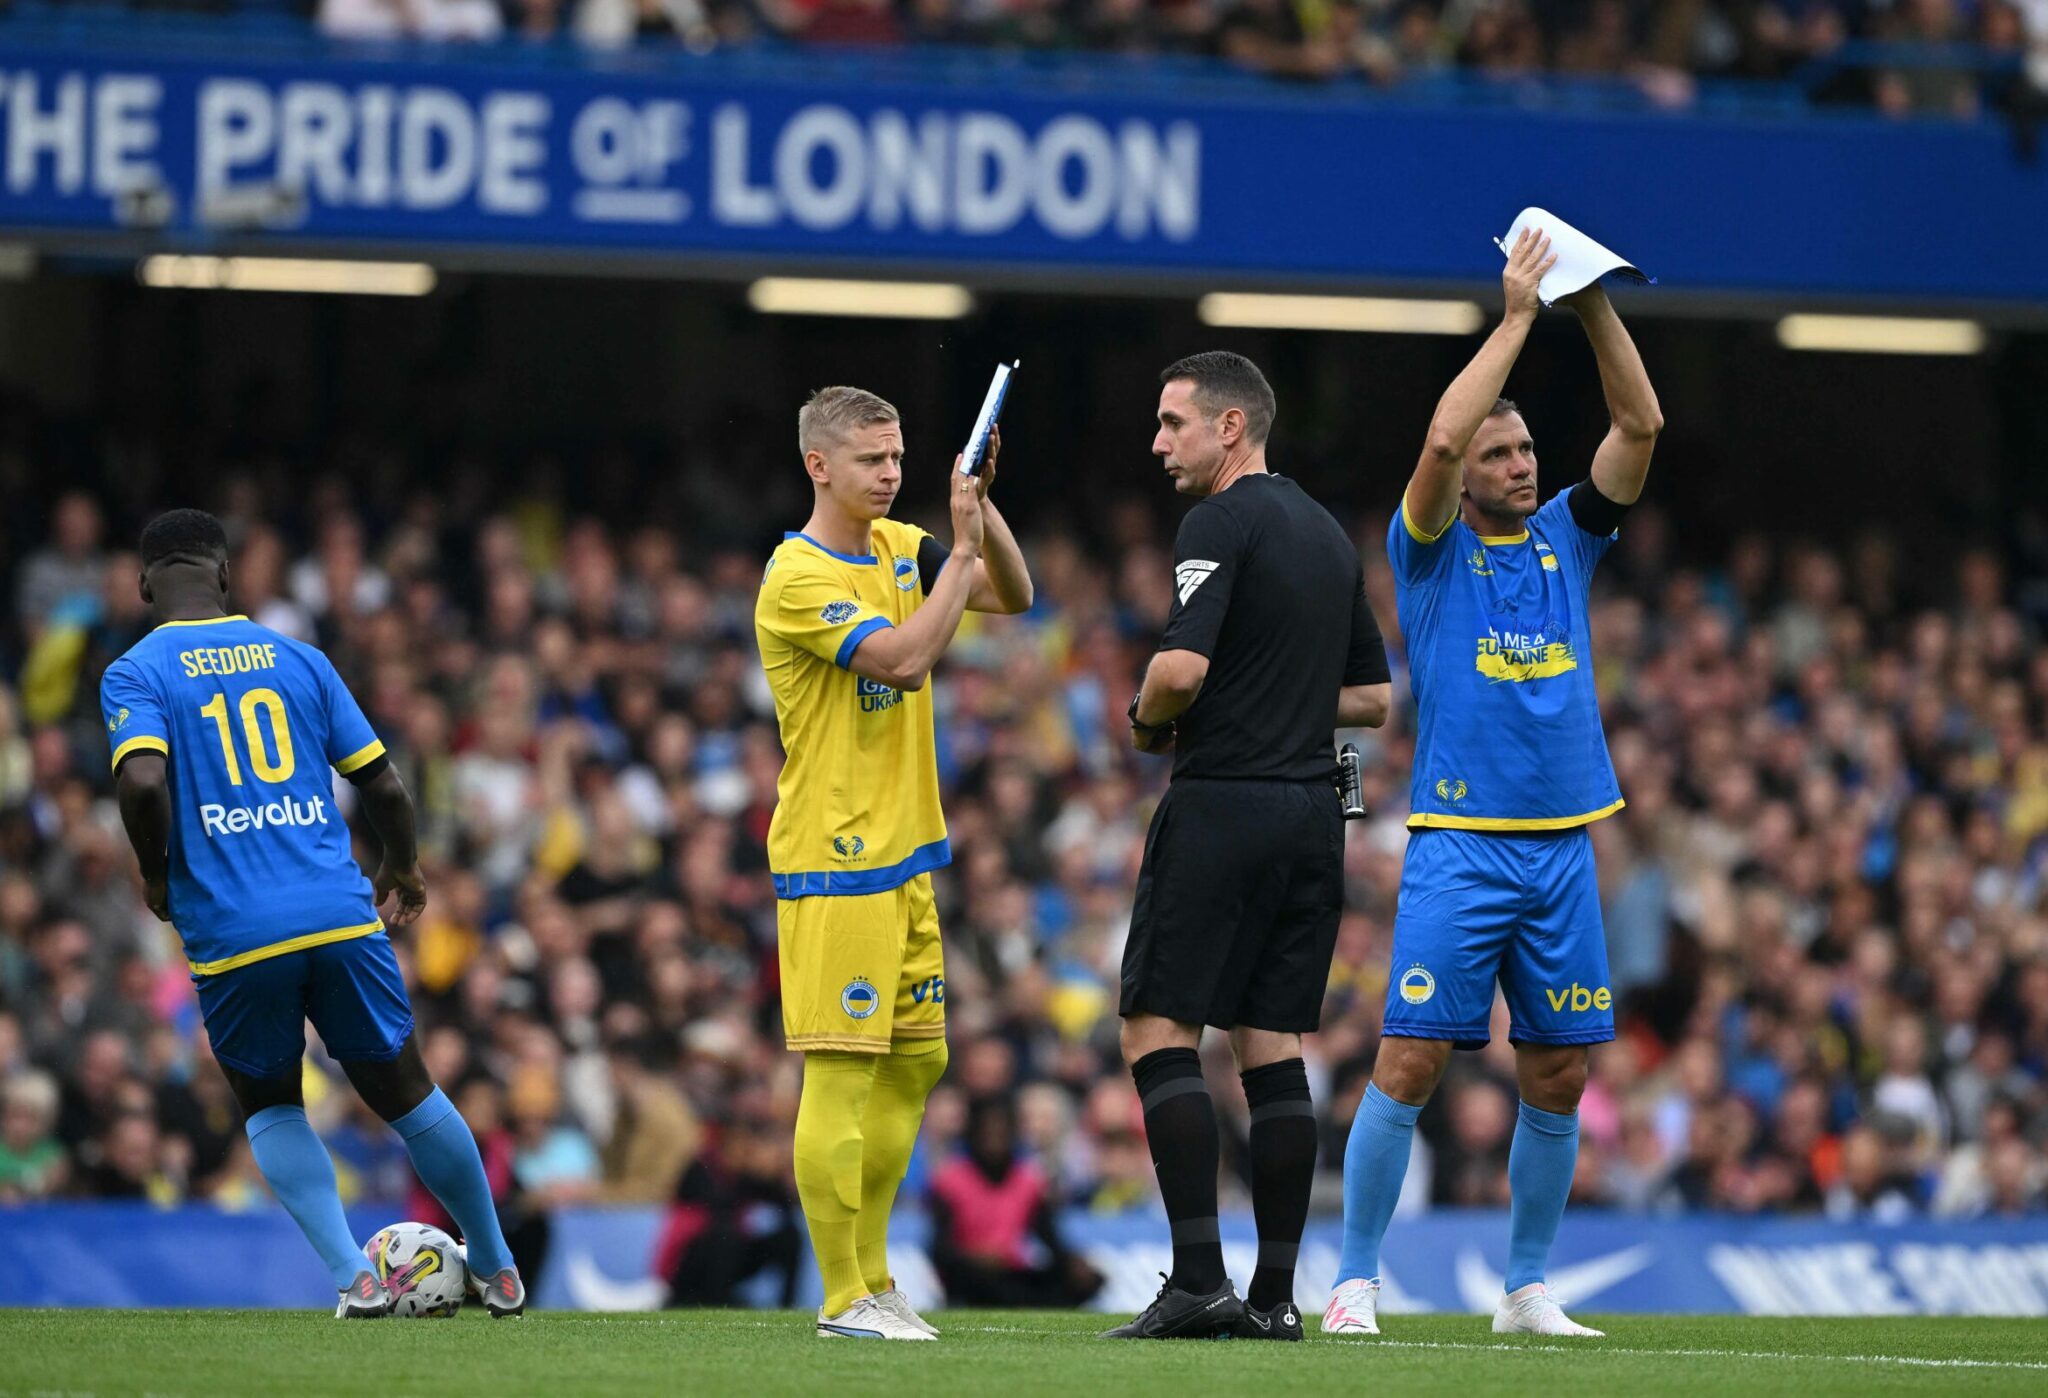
[200,796,330,837]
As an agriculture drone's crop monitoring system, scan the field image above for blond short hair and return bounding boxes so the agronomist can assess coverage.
[3,1069,59,1129]
[798,386,900,456]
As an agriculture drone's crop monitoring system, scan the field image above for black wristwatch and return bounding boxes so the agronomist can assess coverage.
[1128,691,1170,735]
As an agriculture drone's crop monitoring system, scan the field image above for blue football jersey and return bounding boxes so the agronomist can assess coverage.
[100,615,386,974]
[1387,489,1623,830]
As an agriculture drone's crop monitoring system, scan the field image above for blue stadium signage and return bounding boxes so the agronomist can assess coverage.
[0,41,2039,303]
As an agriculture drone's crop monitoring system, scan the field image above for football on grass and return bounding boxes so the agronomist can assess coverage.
[364,1222,468,1318]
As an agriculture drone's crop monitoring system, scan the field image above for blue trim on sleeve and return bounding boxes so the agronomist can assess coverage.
[835,617,891,669]
[786,532,878,565]
[773,838,953,899]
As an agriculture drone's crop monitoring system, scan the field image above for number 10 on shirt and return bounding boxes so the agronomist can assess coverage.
[198,688,296,785]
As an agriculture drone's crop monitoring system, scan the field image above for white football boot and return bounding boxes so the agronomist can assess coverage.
[870,1287,940,1337]
[1492,1283,1605,1337]
[1321,1277,1381,1335]
[816,1294,936,1340]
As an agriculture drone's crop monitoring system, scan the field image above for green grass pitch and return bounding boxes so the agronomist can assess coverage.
[3,1310,2045,1396]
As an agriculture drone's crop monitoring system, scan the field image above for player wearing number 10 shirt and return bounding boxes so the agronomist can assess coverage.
[101,509,524,1320]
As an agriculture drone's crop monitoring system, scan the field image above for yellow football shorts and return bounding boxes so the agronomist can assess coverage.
[777,873,946,1053]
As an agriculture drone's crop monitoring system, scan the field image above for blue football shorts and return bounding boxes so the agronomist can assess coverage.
[194,932,414,1079]
[1382,826,1616,1050]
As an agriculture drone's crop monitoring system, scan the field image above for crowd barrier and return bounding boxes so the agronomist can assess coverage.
[6,1203,2047,1315]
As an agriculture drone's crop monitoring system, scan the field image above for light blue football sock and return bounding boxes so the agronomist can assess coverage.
[1505,1100,1580,1293]
[245,1105,364,1291]
[1335,1083,1421,1283]
[390,1087,514,1277]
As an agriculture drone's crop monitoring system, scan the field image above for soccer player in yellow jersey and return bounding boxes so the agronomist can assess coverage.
[756,386,1032,1340]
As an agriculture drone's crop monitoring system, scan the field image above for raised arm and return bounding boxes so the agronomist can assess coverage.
[966,427,1033,614]
[1405,229,1556,538]
[1566,284,1663,506]
[846,463,985,691]
[114,753,173,922]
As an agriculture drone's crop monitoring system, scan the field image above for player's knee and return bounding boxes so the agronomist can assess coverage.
[345,1037,436,1123]
[1520,1049,1588,1112]
[1371,1037,1448,1105]
[221,1065,303,1117]
[1119,1014,1198,1068]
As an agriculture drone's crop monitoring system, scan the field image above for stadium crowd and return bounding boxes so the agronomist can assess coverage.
[2,467,2047,1292]
[5,0,2043,119]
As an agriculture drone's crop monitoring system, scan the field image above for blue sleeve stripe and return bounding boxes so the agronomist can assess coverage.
[835,617,891,669]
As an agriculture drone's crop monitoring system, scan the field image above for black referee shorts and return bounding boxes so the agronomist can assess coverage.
[1120,776,1345,1034]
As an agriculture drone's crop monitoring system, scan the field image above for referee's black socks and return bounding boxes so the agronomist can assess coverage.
[1130,1047,1226,1295]
[1240,1057,1316,1313]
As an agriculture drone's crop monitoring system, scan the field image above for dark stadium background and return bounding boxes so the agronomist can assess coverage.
[3,0,2048,1324]
[4,276,2038,550]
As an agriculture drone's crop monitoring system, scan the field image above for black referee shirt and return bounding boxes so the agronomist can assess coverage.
[1158,473,1390,782]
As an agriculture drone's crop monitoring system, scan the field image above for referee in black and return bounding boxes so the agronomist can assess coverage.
[1106,351,1393,1341]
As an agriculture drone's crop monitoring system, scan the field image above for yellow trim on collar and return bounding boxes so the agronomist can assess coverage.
[186,922,383,977]
[1407,798,1625,832]
[154,615,250,630]
[110,735,169,774]
[1474,530,1530,546]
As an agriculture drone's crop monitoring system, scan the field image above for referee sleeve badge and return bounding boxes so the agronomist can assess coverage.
[1174,559,1219,605]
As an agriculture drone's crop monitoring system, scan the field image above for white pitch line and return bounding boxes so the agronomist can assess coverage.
[968,1327,2048,1372]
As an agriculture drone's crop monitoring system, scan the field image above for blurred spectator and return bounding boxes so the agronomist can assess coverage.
[574,0,717,48]
[508,1061,601,1205]
[599,1034,701,1203]
[79,1111,178,1203]
[1216,0,1331,80]
[0,1069,65,1200]
[1,459,2046,1244]
[319,0,505,40]
[14,493,104,641]
[928,1096,1103,1306]
[1876,0,1981,119]
[0,0,2028,120]
[659,1103,803,1306]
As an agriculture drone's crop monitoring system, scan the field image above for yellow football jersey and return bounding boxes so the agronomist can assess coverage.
[755,519,949,897]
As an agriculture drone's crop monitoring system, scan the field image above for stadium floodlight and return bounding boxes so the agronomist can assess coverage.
[1198,293,1485,335]
[747,278,974,320]
[1775,314,1984,355]
[137,256,436,296]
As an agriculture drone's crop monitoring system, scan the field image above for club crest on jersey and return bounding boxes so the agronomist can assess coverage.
[108,708,130,733]
[841,979,880,1020]
[1399,965,1437,1005]
[832,834,866,860]
[1466,549,1494,577]
[893,556,918,591]
[1435,777,1468,803]
[820,600,860,624]
[1174,559,1218,605]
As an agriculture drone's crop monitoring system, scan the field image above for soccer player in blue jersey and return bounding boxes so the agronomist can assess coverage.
[102,509,526,1320]
[1325,229,1663,1339]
